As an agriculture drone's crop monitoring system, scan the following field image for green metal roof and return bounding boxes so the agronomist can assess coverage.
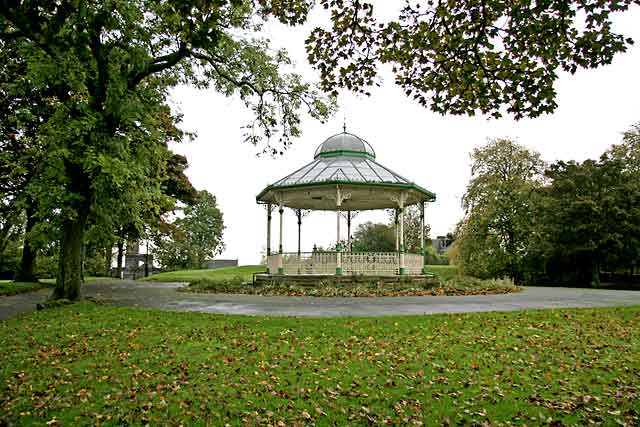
[313,132,376,160]
[256,131,436,208]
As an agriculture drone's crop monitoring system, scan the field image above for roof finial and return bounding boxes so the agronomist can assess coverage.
[343,115,347,133]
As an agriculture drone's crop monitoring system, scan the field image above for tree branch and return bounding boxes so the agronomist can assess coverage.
[127,42,189,90]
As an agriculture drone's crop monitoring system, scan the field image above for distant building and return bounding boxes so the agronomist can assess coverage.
[432,235,454,254]
[203,259,238,269]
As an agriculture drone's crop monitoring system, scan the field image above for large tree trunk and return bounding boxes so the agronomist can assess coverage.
[53,212,89,300]
[116,241,124,279]
[53,162,91,300]
[14,202,38,283]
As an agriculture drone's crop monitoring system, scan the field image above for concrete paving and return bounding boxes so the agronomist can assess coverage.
[1,280,640,320]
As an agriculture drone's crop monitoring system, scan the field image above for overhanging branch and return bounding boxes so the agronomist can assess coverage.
[128,42,189,89]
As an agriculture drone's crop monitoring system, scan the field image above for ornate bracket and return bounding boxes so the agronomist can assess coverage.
[390,192,408,209]
[274,192,290,207]
[327,185,352,207]
[340,210,359,221]
[295,209,311,223]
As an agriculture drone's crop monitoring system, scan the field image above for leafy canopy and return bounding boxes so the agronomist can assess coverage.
[307,0,638,118]
[153,190,225,271]
[0,0,334,297]
[457,138,545,281]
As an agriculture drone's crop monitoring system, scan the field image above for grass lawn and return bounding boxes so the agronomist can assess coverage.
[144,265,459,284]
[0,281,50,296]
[422,264,459,280]
[142,265,266,283]
[1,305,638,426]
[39,277,114,285]
[0,277,115,297]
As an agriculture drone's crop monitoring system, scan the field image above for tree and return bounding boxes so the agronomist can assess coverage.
[0,1,333,299]
[611,122,640,176]
[177,191,225,268]
[153,190,225,271]
[533,138,640,286]
[607,123,640,274]
[457,138,545,281]
[351,222,395,252]
[0,36,57,283]
[308,0,639,119]
[101,151,199,278]
[387,206,431,254]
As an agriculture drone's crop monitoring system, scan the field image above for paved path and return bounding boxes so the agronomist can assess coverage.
[1,281,640,320]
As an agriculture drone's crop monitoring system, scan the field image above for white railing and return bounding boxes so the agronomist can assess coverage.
[343,252,399,276]
[267,253,280,273]
[267,252,338,274]
[404,253,424,275]
[267,252,425,275]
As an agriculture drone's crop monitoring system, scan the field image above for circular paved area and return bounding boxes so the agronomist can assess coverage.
[1,280,640,320]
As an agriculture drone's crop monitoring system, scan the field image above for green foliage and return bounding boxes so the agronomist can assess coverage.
[387,206,431,253]
[456,138,545,282]
[177,191,225,267]
[350,221,395,252]
[2,304,639,425]
[83,250,108,278]
[614,122,640,176]
[34,255,58,279]
[185,275,517,297]
[424,245,448,266]
[0,1,334,299]
[143,265,264,283]
[423,265,459,281]
[0,240,20,280]
[529,151,640,286]
[152,190,225,271]
[456,125,640,286]
[307,1,637,119]
[0,280,50,296]
[350,208,432,254]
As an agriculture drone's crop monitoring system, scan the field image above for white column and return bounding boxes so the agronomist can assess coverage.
[394,209,399,252]
[296,209,302,274]
[399,203,406,275]
[347,211,352,252]
[336,210,341,246]
[297,209,302,257]
[420,202,427,274]
[336,187,342,275]
[278,204,284,274]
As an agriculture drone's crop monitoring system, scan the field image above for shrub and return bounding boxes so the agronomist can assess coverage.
[182,275,520,297]
[34,255,58,278]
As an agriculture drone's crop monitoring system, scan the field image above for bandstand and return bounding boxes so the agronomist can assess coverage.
[256,130,435,279]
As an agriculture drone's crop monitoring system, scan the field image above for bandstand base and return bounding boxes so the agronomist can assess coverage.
[255,273,434,287]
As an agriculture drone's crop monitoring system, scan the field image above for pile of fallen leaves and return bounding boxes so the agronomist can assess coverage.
[182,275,520,297]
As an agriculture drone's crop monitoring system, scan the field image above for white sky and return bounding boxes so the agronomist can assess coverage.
[168,5,640,265]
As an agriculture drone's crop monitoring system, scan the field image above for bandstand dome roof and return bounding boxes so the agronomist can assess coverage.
[256,131,435,210]
[314,132,376,159]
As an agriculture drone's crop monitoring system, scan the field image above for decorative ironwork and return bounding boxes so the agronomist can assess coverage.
[275,252,337,275]
[404,254,423,275]
[267,251,426,276]
[343,252,399,275]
